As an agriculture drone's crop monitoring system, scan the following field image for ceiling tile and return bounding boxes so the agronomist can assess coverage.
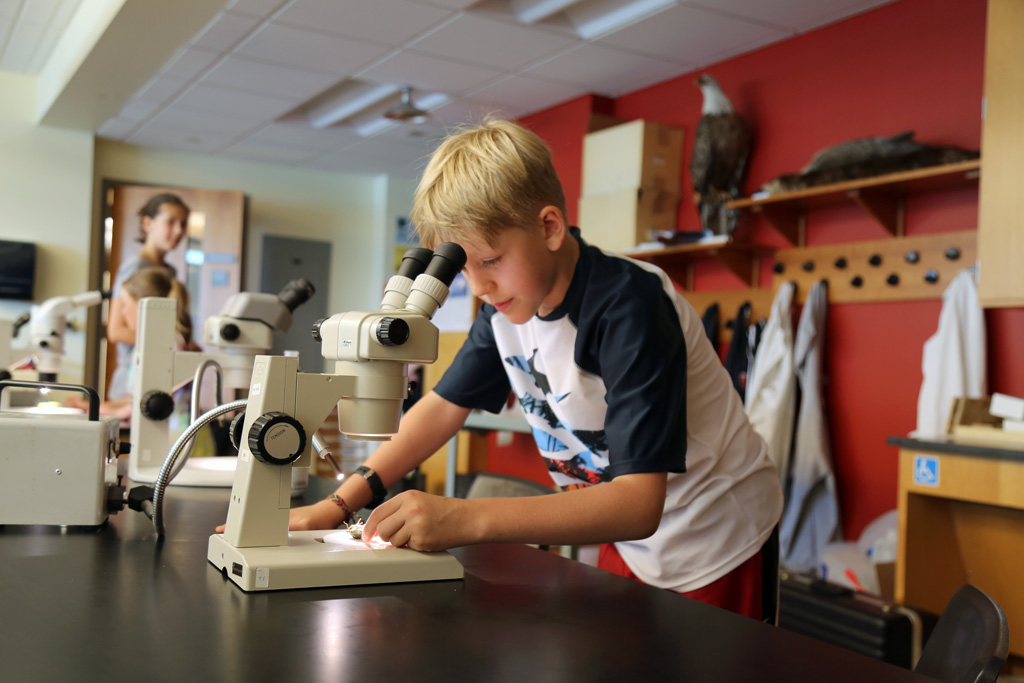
[406,14,577,71]
[148,104,267,136]
[17,0,60,23]
[687,0,892,31]
[415,0,479,9]
[1,20,46,73]
[220,138,320,164]
[467,74,587,114]
[118,99,162,121]
[133,76,190,104]
[595,4,789,66]
[203,55,340,101]
[173,82,298,120]
[372,121,448,152]
[525,43,687,96]
[306,137,427,176]
[224,0,290,19]
[358,51,502,95]
[277,0,455,46]
[127,124,238,154]
[0,0,21,21]
[97,117,141,140]
[160,47,223,81]
[246,122,362,151]
[236,22,392,76]
[192,11,261,52]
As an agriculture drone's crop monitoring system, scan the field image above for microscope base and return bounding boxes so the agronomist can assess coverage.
[208,530,464,591]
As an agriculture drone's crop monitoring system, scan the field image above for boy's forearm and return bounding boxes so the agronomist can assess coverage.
[467,472,667,547]
[329,391,470,512]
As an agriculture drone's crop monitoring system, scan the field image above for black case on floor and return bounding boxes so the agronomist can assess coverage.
[779,572,934,669]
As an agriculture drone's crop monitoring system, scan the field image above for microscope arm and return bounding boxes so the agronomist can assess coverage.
[222,356,413,548]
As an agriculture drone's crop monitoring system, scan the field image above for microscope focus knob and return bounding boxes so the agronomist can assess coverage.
[139,390,175,421]
[311,318,326,343]
[228,411,246,452]
[220,323,241,342]
[375,317,410,347]
[248,412,307,466]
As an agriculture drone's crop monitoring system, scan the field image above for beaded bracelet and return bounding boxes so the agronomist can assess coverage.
[327,493,356,522]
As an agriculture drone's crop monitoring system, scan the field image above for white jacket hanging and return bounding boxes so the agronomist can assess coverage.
[779,281,841,574]
[915,268,986,438]
[745,282,797,485]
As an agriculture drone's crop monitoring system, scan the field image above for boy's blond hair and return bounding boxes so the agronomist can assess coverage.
[411,119,566,247]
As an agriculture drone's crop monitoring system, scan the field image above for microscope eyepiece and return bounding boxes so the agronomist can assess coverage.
[424,242,467,287]
[278,279,316,312]
[397,248,434,280]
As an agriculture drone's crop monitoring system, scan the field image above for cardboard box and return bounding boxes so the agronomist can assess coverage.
[582,120,684,195]
[946,396,1024,445]
[578,186,679,253]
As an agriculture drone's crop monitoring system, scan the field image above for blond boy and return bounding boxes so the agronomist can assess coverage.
[288,120,783,618]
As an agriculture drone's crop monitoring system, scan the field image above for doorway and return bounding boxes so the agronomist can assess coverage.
[259,234,331,373]
[101,182,246,396]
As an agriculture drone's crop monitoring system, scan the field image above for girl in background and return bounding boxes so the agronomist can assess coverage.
[70,267,193,425]
[106,193,189,399]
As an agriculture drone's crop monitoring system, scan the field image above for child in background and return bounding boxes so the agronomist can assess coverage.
[107,194,189,400]
[70,267,193,427]
[258,120,784,619]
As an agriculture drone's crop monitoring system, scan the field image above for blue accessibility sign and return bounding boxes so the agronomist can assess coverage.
[913,455,940,487]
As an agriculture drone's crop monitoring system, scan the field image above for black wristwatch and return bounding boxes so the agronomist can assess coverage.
[354,465,388,509]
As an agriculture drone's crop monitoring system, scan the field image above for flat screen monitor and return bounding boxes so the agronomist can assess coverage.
[0,240,36,300]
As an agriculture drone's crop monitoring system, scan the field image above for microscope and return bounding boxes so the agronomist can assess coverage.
[208,244,466,591]
[5,291,104,383]
[128,280,315,487]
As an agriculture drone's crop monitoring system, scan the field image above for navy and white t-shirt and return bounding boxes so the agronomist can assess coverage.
[435,228,783,592]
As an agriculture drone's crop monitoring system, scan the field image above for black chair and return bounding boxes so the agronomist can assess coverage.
[913,584,1009,683]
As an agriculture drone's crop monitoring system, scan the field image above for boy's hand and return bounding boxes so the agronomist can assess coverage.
[363,491,473,552]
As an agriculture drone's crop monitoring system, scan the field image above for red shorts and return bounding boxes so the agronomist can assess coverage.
[598,542,763,620]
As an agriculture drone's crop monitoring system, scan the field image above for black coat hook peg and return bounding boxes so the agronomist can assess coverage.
[772,263,785,274]
[924,269,939,284]
[851,276,864,288]
[905,250,920,264]
[868,254,882,267]
[802,260,815,272]
[945,246,962,260]
[834,257,847,269]
[886,273,900,286]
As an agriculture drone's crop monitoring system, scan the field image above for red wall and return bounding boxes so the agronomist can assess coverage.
[501,0,1024,540]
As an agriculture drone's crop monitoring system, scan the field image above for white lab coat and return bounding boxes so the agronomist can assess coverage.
[779,281,840,573]
[915,268,986,438]
[745,282,797,485]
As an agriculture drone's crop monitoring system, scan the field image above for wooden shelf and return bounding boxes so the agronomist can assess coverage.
[628,240,772,288]
[726,159,981,244]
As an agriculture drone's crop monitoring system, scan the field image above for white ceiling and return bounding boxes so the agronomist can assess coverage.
[2,0,895,177]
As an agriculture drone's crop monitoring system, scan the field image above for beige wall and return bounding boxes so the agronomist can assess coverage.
[0,72,95,385]
[93,139,394,317]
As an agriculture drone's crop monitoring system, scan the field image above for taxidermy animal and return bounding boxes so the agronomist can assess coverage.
[691,75,753,236]
[761,131,979,195]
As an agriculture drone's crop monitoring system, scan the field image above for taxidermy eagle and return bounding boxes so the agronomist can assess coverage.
[690,75,752,236]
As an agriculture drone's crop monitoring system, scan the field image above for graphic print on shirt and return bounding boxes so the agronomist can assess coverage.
[504,350,611,487]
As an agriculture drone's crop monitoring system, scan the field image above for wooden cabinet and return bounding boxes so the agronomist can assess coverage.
[977,0,1024,307]
[893,437,1024,657]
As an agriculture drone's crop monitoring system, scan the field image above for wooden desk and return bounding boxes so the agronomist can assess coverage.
[0,474,934,682]
[890,436,1024,657]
